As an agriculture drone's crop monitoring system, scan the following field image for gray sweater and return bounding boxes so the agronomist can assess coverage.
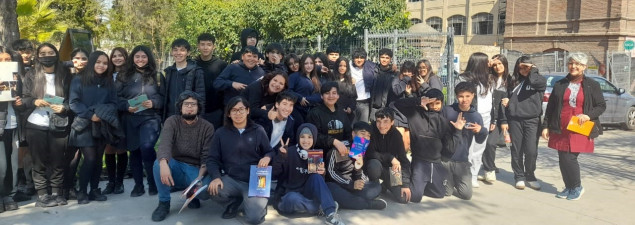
[156,115,214,166]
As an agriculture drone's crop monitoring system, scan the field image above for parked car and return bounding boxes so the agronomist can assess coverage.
[542,73,635,130]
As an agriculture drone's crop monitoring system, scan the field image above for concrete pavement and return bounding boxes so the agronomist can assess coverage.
[1,129,634,225]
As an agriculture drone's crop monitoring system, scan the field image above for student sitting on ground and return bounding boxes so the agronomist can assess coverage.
[325,122,387,210]
[272,123,345,225]
[364,108,412,204]
[440,83,487,200]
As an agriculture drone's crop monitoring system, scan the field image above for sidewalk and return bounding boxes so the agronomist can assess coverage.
[1,129,634,225]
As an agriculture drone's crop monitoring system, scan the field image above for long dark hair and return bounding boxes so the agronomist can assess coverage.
[335,57,352,84]
[416,59,436,81]
[32,43,70,98]
[460,52,492,96]
[284,53,299,72]
[260,71,288,95]
[109,47,128,73]
[80,51,113,86]
[119,45,157,85]
[490,54,510,89]
[300,54,320,93]
[508,56,533,91]
[223,96,252,128]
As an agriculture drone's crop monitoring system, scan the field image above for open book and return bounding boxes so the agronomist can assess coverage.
[179,177,208,214]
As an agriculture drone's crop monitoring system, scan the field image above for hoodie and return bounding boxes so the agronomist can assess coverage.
[206,121,274,182]
[306,103,352,152]
[272,123,319,193]
[365,124,411,187]
[214,62,265,105]
[442,103,488,162]
[370,65,397,109]
[393,97,461,163]
[230,28,265,62]
[195,55,228,114]
[160,60,206,121]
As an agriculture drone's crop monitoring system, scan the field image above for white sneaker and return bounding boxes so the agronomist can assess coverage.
[484,171,496,183]
[527,181,541,190]
[515,181,526,190]
[472,180,480,188]
[477,175,485,181]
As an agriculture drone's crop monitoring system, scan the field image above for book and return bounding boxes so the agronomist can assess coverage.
[334,149,349,163]
[349,136,369,159]
[43,94,64,105]
[566,115,595,137]
[389,167,403,186]
[181,177,203,199]
[307,149,324,173]
[0,62,18,102]
[248,165,272,198]
[127,94,149,113]
[178,182,208,214]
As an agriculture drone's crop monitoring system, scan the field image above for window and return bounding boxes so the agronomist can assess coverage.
[499,12,506,34]
[426,17,443,32]
[593,77,617,93]
[447,15,466,35]
[410,18,423,25]
[408,0,421,2]
[472,13,494,35]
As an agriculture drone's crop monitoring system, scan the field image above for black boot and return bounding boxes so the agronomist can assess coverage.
[130,184,145,197]
[222,197,242,219]
[77,191,89,204]
[113,182,124,194]
[12,191,31,202]
[102,182,115,195]
[151,201,170,222]
[67,188,78,200]
[88,188,107,201]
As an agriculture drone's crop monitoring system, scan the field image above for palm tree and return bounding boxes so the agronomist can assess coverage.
[17,0,67,43]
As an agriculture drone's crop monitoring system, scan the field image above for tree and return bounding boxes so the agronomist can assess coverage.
[16,0,67,43]
[0,0,20,46]
[51,0,106,47]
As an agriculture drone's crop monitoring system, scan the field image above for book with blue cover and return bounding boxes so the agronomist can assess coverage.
[127,94,148,113]
[248,165,272,198]
[349,136,370,159]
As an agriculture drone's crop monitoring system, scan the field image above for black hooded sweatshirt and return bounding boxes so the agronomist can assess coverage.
[230,28,265,62]
[370,65,397,109]
[306,103,352,152]
[160,60,206,121]
[365,124,411,187]
[195,55,227,114]
[271,123,319,193]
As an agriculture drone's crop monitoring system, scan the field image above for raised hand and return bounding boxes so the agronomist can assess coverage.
[279,137,290,155]
[450,112,466,130]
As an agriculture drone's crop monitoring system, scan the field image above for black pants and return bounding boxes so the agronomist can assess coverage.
[365,159,407,203]
[410,159,447,202]
[508,117,540,182]
[0,129,16,197]
[326,181,381,210]
[558,151,581,189]
[482,125,501,172]
[63,148,79,190]
[27,128,68,195]
[78,139,107,193]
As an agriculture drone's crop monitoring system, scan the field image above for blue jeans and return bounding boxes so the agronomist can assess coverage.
[277,174,336,216]
[153,159,208,202]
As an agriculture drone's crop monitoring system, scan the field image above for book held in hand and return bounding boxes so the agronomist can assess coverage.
[127,94,149,113]
[179,177,208,214]
[349,136,370,158]
[248,165,272,198]
[389,167,403,186]
[307,149,324,173]
[44,94,64,105]
[566,115,595,137]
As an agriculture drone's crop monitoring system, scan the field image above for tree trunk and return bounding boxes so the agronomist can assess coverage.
[0,0,20,46]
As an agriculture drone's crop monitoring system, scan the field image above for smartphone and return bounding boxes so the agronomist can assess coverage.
[464,122,474,129]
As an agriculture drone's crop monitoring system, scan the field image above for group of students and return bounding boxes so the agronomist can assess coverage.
[0,27,604,224]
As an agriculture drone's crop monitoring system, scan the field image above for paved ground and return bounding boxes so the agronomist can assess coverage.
[1,129,634,225]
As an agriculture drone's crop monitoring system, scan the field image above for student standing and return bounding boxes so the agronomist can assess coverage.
[288,55,322,117]
[369,49,397,122]
[214,46,264,105]
[69,51,122,204]
[194,33,227,128]
[20,43,72,207]
[350,48,376,123]
[334,58,357,123]
[116,46,163,197]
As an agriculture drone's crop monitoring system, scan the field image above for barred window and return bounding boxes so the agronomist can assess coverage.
[410,18,423,25]
[447,15,466,35]
[472,13,494,35]
[426,17,443,32]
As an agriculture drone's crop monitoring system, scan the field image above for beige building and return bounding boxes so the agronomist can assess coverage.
[406,0,507,70]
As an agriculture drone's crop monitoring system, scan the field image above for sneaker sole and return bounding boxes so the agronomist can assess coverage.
[567,188,585,201]
[555,194,568,199]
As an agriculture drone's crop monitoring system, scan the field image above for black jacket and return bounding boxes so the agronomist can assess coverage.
[261,61,287,75]
[504,68,547,120]
[241,81,278,120]
[542,75,606,139]
[365,124,411,187]
[116,72,163,117]
[306,103,352,152]
[442,104,487,162]
[18,69,73,132]
[271,123,318,192]
[160,60,206,121]
[214,62,265,105]
[230,28,265,62]
[393,97,459,163]
[91,104,125,145]
[326,145,366,191]
[206,121,274,182]
[255,104,300,150]
[336,78,357,112]
[370,65,397,109]
[195,55,227,113]
[69,76,119,147]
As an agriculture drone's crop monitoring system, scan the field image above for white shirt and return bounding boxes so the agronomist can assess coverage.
[27,73,56,127]
[5,104,17,129]
[350,65,370,100]
[269,119,287,148]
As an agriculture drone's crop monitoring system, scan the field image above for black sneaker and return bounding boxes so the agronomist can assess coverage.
[368,199,387,210]
[151,201,170,222]
[188,198,201,209]
[77,192,90,205]
[35,195,58,208]
[221,197,242,219]
[148,183,158,196]
[0,199,4,213]
[67,189,78,200]
[53,194,67,206]
[25,187,36,196]
[130,185,145,197]
[89,188,107,201]
[113,183,124,194]
[102,182,115,195]
[3,198,18,211]
[12,191,31,202]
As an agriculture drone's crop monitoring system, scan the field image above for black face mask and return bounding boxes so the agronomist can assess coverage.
[38,56,58,67]
[182,114,197,121]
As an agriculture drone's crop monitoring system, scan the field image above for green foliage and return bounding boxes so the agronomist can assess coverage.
[16,0,67,43]
[50,0,105,46]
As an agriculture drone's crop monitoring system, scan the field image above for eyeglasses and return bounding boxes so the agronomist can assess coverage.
[568,62,585,67]
[183,102,197,107]
[230,107,247,115]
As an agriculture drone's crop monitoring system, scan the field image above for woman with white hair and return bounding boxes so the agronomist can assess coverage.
[541,52,605,200]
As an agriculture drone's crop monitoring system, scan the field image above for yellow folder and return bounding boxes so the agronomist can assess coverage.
[566,116,595,137]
